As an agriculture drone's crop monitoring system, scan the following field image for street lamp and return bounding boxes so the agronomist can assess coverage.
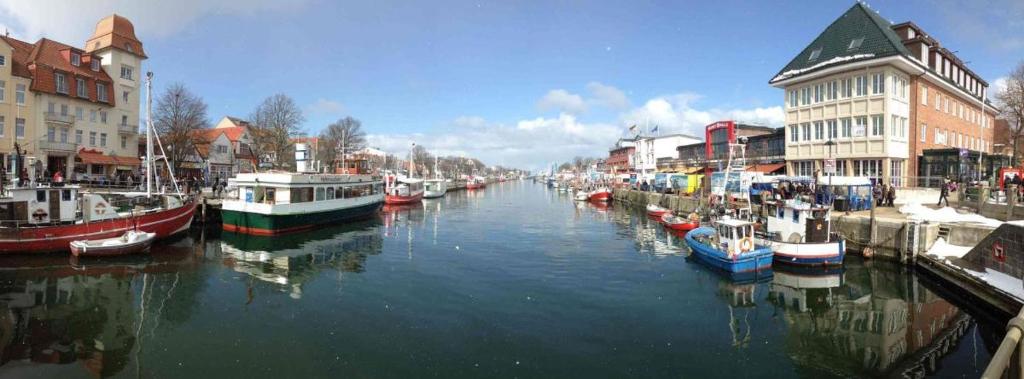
[824,139,836,205]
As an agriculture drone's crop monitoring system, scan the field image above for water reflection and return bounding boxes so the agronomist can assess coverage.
[220,221,384,299]
[769,262,976,377]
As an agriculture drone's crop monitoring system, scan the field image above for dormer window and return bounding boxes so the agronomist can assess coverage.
[848,38,864,50]
[70,53,80,66]
[90,59,100,71]
[124,43,134,53]
[808,48,822,61]
[54,72,68,94]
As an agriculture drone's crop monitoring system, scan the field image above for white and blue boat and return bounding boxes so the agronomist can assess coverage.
[685,217,773,274]
[755,198,846,267]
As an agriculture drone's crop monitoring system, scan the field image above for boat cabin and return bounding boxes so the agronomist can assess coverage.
[229,173,383,206]
[712,218,757,257]
[386,176,423,197]
[0,185,80,225]
[762,199,831,243]
[424,179,445,193]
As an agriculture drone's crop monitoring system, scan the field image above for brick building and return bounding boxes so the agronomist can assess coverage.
[769,3,999,186]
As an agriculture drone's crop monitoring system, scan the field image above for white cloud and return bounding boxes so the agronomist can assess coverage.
[992,76,1009,96]
[537,89,587,114]
[586,81,629,110]
[304,98,345,116]
[0,0,308,43]
[621,92,783,137]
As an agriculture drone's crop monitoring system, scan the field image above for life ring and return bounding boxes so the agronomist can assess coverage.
[739,237,754,252]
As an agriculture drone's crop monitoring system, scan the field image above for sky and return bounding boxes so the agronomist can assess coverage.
[0,0,1021,171]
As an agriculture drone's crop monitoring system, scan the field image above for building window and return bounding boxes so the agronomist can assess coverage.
[47,126,56,142]
[853,159,882,178]
[814,121,824,140]
[795,161,814,177]
[0,116,4,136]
[100,133,107,147]
[789,124,798,142]
[120,65,134,80]
[854,116,867,137]
[848,38,864,50]
[920,123,927,142]
[828,81,836,100]
[890,160,904,187]
[801,123,811,142]
[0,80,5,102]
[70,53,80,66]
[871,115,884,136]
[121,135,127,149]
[121,115,128,125]
[60,127,68,143]
[15,118,24,139]
[0,55,5,66]
[842,78,853,98]
[75,107,83,120]
[835,160,847,176]
[855,75,867,96]
[788,90,797,107]
[934,129,945,145]
[944,97,949,113]
[89,131,96,146]
[55,72,68,94]
[921,85,928,105]
[76,78,87,98]
[801,87,810,105]
[814,84,823,103]
[122,90,129,104]
[75,130,82,144]
[827,119,837,139]
[15,84,24,105]
[97,83,108,102]
[100,111,107,124]
[91,59,100,71]
[871,73,885,94]
[841,118,852,138]
[60,104,68,116]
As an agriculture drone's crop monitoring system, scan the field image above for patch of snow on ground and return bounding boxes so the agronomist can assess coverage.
[771,54,876,83]
[898,202,1003,228]
[926,238,971,259]
[961,267,1024,301]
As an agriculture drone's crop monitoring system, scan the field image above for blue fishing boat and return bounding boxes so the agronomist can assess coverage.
[684,218,773,274]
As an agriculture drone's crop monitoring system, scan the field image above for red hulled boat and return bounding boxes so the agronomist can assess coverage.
[465,176,486,190]
[646,204,671,217]
[588,188,611,202]
[661,213,699,232]
[385,176,424,205]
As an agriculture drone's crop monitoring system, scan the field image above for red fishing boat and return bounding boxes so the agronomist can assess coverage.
[661,213,700,232]
[465,176,486,190]
[588,188,611,202]
[384,176,424,205]
[646,204,671,217]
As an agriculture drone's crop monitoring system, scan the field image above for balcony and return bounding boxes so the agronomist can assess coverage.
[38,138,78,153]
[44,112,75,125]
[118,123,139,134]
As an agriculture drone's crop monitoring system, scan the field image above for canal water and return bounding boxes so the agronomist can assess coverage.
[0,181,1004,378]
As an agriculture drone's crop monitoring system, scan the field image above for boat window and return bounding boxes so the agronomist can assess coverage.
[374,183,383,194]
[777,206,784,218]
[61,190,72,201]
[291,187,313,203]
[315,187,326,201]
[336,187,344,199]
[254,186,266,203]
[792,208,799,223]
[343,186,354,198]
[766,204,776,218]
[737,225,749,239]
[36,190,46,202]
[326,187,335,200]
[265,188,276,204]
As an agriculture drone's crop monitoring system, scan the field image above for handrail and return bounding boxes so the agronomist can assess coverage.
[981,306,1024,378]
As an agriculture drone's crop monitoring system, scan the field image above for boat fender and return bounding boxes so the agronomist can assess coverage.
[739,237,754,252]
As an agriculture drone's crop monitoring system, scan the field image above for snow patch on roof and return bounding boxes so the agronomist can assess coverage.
[771,54,876,83]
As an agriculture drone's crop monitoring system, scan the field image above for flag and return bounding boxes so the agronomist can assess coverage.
[628,124,637,133]
[651,125,659,133]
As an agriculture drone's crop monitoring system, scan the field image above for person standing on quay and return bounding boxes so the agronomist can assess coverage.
[938,179,950,207]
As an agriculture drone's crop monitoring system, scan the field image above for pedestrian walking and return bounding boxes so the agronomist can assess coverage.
[885,184,896,207]
[938,179,950,207]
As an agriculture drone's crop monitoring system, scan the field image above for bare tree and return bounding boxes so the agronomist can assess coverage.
[153,83,209,171]
[411,145,434,177]
[317,117,366,171]
[249,94,305,169]
[998,61,1024,166]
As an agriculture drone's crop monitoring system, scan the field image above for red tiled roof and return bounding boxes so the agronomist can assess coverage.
[2,35,115,106]
[85,14,147,58]
[199,126,246,143]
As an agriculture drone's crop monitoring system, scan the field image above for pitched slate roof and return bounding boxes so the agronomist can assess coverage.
[769,3,911,84]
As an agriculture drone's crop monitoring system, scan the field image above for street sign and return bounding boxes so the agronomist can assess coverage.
[824,159,836,175]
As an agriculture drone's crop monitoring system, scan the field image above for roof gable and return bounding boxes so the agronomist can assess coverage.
[770,3,911,83]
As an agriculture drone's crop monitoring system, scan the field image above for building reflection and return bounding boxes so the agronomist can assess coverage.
[768,262,974,377]
[220,221,384,299]
[0,237,199,378]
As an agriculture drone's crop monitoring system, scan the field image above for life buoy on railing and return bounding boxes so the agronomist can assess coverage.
[739,237,754,252]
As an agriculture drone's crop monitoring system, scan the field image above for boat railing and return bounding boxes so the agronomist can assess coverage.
[981,305,1024,378]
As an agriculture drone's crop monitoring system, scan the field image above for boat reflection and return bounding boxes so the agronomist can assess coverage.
[0,236,200,378]
[769,262,976,377]
[220,220,384,299]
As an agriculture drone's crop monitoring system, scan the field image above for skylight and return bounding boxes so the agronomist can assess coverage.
[848,38,864,50]
[808,48,822,61]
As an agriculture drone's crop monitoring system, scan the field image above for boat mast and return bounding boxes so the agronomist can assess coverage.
[409,143,415,179]
[145,72,154,196]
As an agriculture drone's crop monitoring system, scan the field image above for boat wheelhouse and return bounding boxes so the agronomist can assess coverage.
[756,198,845,266]
[684,217,773,274]
[222,172,384,236]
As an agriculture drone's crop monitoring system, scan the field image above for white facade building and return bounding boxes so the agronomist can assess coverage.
[633,134,701,182]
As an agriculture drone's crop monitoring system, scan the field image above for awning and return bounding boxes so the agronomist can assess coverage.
[178,162,204,169]
[747,163,786,173]
[116,156,142,166]
[77,149,119,165]
[681,167,704,174]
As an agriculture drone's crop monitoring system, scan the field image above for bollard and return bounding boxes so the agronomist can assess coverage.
[1008,185,1017,221]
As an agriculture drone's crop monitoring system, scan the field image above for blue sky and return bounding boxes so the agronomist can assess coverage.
[1,0,1021,170]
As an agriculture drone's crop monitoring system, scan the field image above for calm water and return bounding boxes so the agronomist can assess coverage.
[0,181,1003,378]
